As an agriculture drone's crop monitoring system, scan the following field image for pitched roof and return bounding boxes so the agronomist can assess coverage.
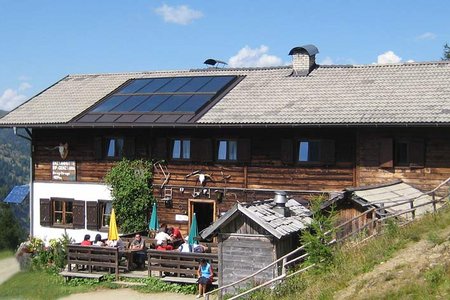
[1,61,450,127]
[200,199,312,240]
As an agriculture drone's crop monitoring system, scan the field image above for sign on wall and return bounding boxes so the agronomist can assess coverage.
[52,161,76,181]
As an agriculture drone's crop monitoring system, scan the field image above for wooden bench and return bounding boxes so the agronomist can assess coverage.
[147,250,218,285]
[64,245,121,280]
[59,270,104,282]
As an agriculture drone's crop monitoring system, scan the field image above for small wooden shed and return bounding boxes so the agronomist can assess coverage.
[200,193,311,289]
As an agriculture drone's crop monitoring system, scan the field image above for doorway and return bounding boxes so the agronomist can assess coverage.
[188,199,217,233]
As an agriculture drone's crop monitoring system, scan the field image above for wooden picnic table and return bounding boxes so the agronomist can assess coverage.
[119,248,142,271]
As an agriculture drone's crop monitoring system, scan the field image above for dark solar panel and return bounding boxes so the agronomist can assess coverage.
[92,95,129,112]
[118,79,153,94]
[132,95,171,112]
[198,76,235,92]
[175,94,213,112]
[158,77,192,92]
[90,75,237,114]
[110,95,149,112]
[139,78,171,93]
[154,94,192,111]
[177,76,213,92]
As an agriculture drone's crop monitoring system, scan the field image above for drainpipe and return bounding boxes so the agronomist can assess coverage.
[13,127,33,236]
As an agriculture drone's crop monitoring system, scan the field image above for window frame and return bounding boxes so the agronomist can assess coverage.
[98,200,113,230]
[394,138,425,167]
[216,139,238,162]
[105,136,124,160]
[297,139,322,164]
[170,138,191,161]
[51,198,74,228]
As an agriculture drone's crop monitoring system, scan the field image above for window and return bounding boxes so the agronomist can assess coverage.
[99,201,112,228]
[217,140,237,161]
[106,137,124,159]
[171,139,191,160]
[53,199,73,226]
[395,139,425,167]
[298,140,321,162]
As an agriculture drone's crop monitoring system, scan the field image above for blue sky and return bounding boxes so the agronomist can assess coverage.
[0,0,449,111]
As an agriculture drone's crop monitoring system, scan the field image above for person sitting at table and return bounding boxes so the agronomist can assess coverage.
[178,236,192,253]
[197,258,214,298]
[105,238,125,250]
[168,226,183,248]
[93,234,105,246]
[80,234,92,246]
[156,240,174,251]
[129,234,146,269]
[155,228,172,245]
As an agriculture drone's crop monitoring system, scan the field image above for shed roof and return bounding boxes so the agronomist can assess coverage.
[3,185,29,204]
[1,61,450,127]
[348,180,438,217]
[200,198,312,240]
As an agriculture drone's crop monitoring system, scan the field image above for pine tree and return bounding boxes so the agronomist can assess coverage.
[0,203,25,250]
[443,43,450,60]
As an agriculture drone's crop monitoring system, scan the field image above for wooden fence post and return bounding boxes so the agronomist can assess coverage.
[432,192,436,213]
[410,200,415,220]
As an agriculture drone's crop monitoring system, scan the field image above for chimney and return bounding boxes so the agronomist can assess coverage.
[288,44,319,76]
[273,191,290,217]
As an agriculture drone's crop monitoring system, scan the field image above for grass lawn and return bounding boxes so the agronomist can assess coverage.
[0,250,13,260]
[0,270,104,300]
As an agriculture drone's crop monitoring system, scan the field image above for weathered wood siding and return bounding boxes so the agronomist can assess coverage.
[357,128,450,193]
[219,234,275,290]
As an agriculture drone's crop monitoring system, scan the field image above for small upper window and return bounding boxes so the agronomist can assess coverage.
[172,139,191,160]
[218,140,237,161]
[53,199,73,226]
[106,137,124,159]
[298,140,320,162]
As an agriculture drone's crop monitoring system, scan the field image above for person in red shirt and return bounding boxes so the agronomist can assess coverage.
[80,234,92,246]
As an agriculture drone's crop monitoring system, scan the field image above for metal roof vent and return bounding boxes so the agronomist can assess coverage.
[273,191,290,217]
[204,59,228,68]
[288,44,319,76]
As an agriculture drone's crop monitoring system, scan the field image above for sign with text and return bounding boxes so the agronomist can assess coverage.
[52,161,76,181]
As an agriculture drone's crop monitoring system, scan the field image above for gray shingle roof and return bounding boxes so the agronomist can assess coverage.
[1,61,450,126]
[200,199,312,240]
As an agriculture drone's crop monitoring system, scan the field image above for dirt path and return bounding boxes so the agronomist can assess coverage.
[59,289,197,300]
[334,228,450,299]
[0,256,20,285]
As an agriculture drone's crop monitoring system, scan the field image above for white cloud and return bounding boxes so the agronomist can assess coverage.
[0,88,28,111]
[18,82,32,91]
[416,32,436,40]
[377,51,402,64]
[154,4,203,25]
[320,56,334,65]
[228,45,283,68]
[406,59,415,63]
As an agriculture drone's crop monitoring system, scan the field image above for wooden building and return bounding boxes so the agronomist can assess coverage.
[1,44,450,242]
[199,192,312,288]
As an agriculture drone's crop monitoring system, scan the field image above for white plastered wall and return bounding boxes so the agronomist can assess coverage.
[33,182,112,243]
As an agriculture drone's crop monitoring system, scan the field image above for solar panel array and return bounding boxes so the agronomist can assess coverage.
[91,76,236,114]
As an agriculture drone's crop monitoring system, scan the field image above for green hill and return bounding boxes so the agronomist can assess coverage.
[262,208,450,300]
[0,110,30,200]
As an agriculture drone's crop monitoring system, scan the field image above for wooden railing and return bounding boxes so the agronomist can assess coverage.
[206,177,450,300]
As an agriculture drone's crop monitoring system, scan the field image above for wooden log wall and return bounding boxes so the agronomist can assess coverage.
[357,127,450,193]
